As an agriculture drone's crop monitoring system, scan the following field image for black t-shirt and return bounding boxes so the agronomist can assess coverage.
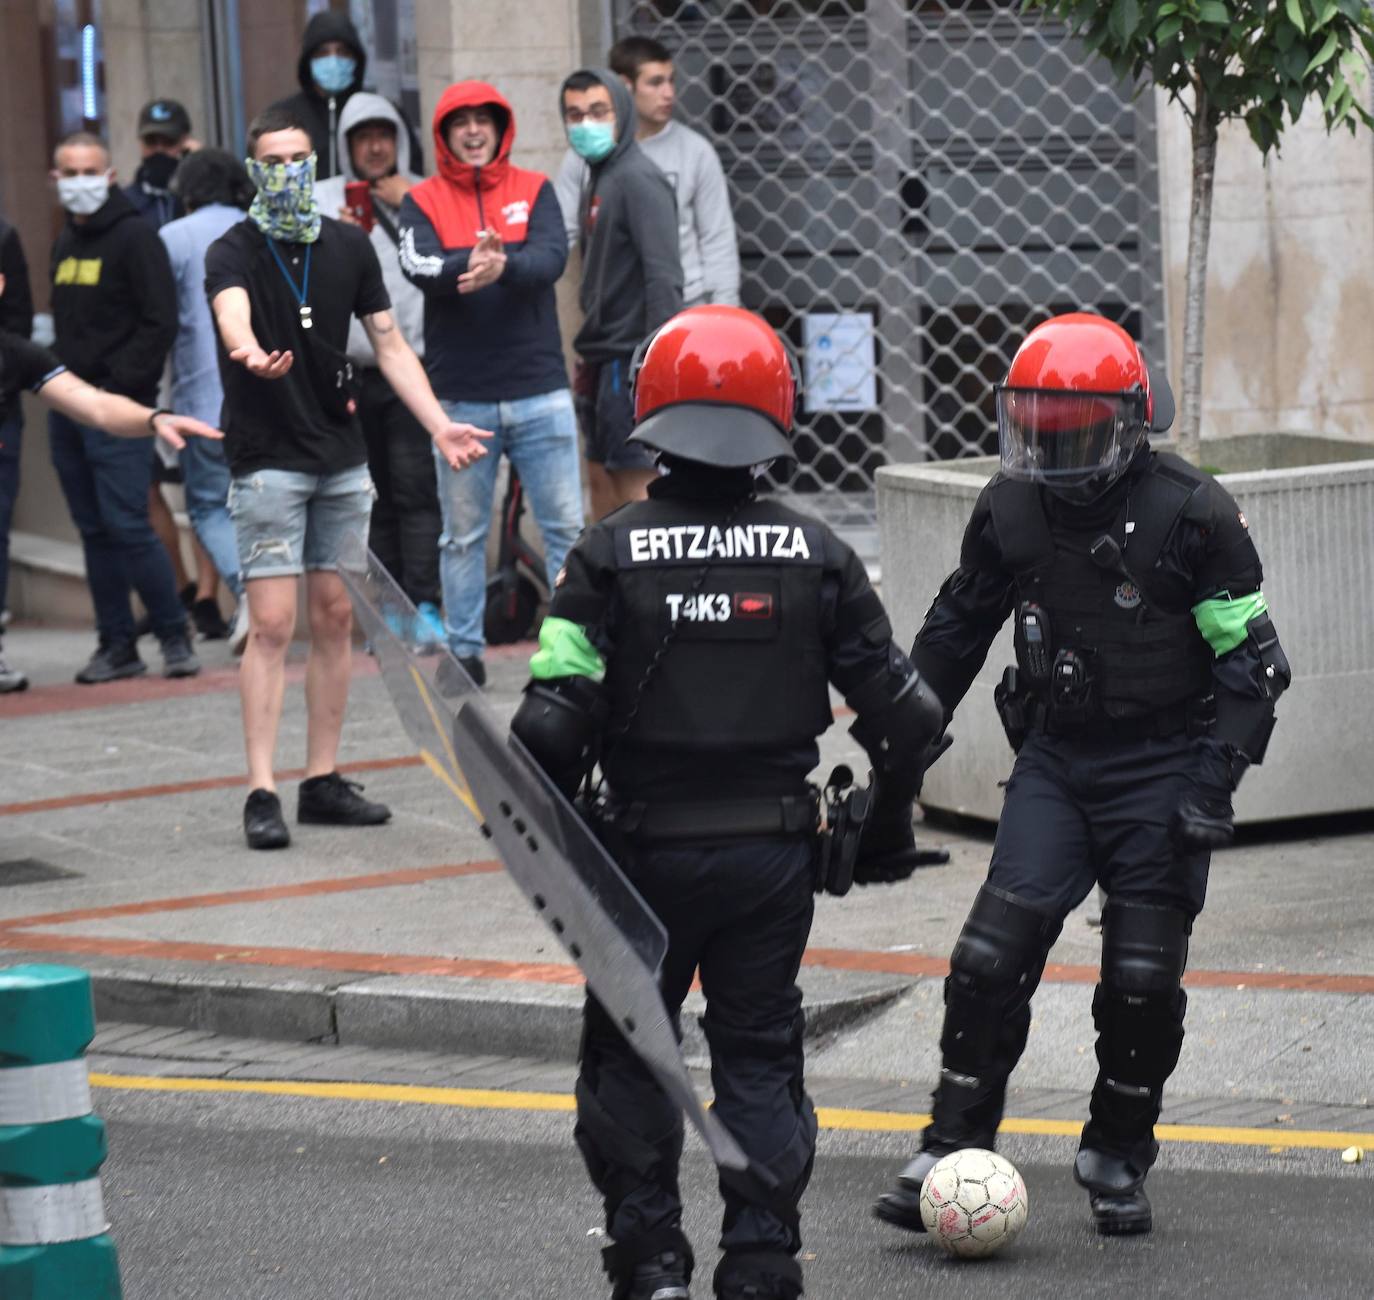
[0,331,66,406]
[204,217,390,475]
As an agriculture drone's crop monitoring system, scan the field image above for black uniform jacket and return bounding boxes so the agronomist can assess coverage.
[549,465,903,804]
[910,447,1268,728]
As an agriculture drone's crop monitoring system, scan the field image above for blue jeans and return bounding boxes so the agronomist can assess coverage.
[0,408,20,615]
[435,388,584,659]
[179,435,242,599]
[49,411,187,645]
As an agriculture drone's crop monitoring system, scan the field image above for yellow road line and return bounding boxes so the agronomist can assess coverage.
[90,1073,1373,1153]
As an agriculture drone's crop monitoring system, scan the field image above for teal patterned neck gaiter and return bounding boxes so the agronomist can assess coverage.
[246,154,321,244]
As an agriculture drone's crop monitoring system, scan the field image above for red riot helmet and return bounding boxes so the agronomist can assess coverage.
[995,313,1175,503]
[629,305,799,469]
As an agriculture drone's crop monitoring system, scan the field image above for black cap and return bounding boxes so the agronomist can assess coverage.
[137,99,191,140]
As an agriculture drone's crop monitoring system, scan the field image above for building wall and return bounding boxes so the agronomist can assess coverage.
[1156,89,1374,443]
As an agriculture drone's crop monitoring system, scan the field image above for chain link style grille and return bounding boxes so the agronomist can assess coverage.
[614,0,1166,552]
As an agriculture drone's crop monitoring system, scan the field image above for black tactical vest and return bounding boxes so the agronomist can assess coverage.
[604,496,835,752]
[989,454,1214,721]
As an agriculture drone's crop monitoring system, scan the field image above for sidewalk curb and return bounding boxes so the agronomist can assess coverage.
[16,959,919,1063]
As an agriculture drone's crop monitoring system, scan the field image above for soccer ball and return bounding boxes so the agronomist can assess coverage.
[919,1149,1029,1258]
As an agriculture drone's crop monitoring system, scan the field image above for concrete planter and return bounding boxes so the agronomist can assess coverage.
[877,436,1374,825]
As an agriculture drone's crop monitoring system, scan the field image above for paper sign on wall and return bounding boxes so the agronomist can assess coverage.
[803,312,877,412]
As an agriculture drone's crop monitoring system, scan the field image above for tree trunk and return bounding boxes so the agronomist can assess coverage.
[1178,95,1218,465]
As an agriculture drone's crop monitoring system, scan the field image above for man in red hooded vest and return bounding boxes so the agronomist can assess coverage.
[398,81,583,687]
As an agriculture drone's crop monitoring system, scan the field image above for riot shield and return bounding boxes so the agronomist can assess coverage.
[338,537,757,1179]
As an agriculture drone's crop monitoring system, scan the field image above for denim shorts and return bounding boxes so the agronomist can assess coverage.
[228,463,375,579]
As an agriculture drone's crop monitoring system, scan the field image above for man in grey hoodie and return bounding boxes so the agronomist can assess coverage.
[560,68,683,520]
[316,94,442,633]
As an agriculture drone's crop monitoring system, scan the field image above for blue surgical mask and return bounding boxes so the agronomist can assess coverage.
[311,54,357,95]
[568,122,616,163]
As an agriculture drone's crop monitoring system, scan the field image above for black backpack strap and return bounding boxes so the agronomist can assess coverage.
[987,476,1054,577]
[1123,452,1206,574]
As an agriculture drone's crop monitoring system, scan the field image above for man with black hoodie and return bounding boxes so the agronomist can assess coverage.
[48,132,198,684]
[267,11,421,182]
[560,68,683,520]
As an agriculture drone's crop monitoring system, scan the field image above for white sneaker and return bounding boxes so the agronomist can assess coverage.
[228,602,250,657]
[0,642,28,693]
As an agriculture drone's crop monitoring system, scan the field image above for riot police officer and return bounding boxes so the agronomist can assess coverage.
[872,313,1290,1237]
[511,306,942,1300]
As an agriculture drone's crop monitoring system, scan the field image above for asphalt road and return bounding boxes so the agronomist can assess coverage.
[96,1081,1369,1300]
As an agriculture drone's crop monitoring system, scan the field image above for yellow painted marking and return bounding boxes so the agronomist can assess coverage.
[90,1074,1374,1153]
[420,748,481,820]
[408,664,481,819]
[90,1073,575,1113]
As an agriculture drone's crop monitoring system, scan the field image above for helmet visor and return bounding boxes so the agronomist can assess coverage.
[996,386,1146,484]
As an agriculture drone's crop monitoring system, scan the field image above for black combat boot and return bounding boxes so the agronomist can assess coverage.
[1073,1147,1153,1236]
[872,1146,947,1232]
[616,1250,691,1299]
[872,1069,1002,1232]
[714,1251,803,1300]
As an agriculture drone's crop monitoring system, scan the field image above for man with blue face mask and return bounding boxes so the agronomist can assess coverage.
[558,68,683,520]
[265,11,421,181]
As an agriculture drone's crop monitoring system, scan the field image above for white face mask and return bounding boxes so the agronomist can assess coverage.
[57,173,111,215]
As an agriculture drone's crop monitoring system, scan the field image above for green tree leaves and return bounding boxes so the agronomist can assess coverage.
[1026,0,1374,156]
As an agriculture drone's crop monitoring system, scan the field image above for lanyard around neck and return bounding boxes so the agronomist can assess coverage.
[267,239,314,330]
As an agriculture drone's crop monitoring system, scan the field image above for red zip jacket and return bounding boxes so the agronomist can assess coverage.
[398,82,569,402]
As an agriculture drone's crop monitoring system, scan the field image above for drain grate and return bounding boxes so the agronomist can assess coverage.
[0,858,83,886]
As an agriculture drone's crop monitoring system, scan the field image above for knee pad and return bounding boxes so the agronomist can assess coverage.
[1101,900,1191,996]
[941,884,1061,1072]
[1095,901,1191,1089]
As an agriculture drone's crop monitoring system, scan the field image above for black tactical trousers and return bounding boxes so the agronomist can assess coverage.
[575,835,817,1282]
[989,729,1210,918]
[929,730,1211,1161]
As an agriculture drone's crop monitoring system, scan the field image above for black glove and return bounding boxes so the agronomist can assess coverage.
[1170,741,1236,851]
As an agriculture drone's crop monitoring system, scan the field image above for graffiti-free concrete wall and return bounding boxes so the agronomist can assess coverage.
[1156,90,1374,443]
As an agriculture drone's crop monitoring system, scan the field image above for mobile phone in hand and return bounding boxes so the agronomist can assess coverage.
[344,181,375,233]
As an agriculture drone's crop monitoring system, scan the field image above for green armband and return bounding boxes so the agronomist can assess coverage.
[1192,591,1268,657]
[529,615,605,682]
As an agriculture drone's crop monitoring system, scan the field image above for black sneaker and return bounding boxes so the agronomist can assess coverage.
[75,642,146,685]
[458,655,486,687]
[624,1252,691,1300]
[244,789,290,849]
[160,632,201,678]
[191,597,230,640]
[297,773,391,826]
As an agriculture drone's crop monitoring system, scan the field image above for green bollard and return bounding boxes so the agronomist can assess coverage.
[0,964,122,1299]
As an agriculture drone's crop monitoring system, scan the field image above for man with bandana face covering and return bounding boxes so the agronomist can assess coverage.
[871,313,1291,1239]
[205,106,489,851]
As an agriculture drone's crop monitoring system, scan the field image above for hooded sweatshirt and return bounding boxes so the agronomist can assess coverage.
[315,92,426,368]
[397,81,569,403]
[557,69,683,362]
[49,187,178,405]
[266,13,423,181]
[555,119,740,308]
